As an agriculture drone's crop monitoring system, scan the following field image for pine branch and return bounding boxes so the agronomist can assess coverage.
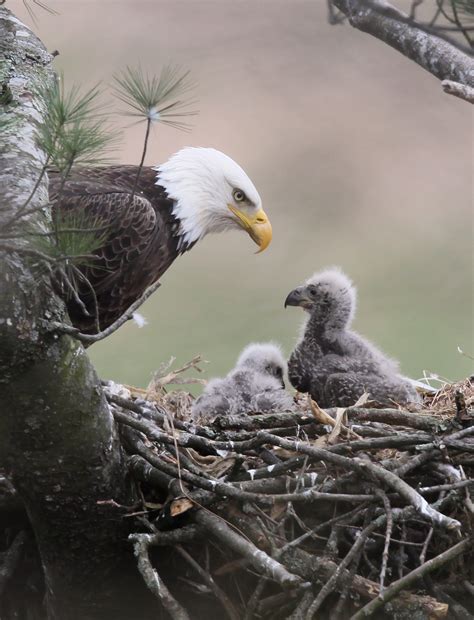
[113,65,197,204]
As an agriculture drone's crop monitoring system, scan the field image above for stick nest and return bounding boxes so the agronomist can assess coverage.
[105,370,474,620]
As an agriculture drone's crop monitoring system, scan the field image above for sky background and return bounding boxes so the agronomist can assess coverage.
[11,0,473,390]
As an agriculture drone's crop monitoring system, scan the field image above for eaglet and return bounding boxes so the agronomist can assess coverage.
[284,268,421,408]
[191,343,294,423]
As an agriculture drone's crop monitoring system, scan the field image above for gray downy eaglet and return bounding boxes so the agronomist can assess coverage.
[191,343,294,424]
[284,267,421,408]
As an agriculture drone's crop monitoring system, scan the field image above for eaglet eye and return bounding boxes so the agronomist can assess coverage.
[233,188,246,203]
[309,286,317,297]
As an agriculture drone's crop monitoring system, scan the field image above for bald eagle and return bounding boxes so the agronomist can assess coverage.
[284,268,420,408]
[191,342,294,423]
[50,147,272,333]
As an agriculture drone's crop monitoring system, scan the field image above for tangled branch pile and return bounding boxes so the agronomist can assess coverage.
[104,374,474,619]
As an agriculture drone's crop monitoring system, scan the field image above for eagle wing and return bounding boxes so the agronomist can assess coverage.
[50,172,176,333]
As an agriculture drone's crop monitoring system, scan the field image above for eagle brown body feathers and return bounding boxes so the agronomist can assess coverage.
[49,166,188,334]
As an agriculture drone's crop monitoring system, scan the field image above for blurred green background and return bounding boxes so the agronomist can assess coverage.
[12,0,473,388]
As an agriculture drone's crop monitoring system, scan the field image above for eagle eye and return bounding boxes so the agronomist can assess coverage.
[233,189,246,203]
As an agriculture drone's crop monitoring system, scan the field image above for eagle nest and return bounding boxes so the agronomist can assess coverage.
[104,367,474,620]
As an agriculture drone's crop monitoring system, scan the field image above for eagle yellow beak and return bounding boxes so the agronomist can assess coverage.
[228,205,272,253]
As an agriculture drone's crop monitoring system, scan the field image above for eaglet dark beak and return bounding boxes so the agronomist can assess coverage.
[284,287,306,308]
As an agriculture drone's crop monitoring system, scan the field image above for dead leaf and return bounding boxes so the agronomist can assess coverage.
[308,396,335,425]
[353,392,371,407]
[170,497,194,517]
[327,407,348,444]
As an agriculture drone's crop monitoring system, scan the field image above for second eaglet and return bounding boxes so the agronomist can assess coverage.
[192,343,294,423]
[285,268,420,408]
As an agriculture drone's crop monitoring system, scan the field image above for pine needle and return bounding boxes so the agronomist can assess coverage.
[50,118,118,172]
[36,76,116,172]
[31,210,109,266]
[22,0,58,26]
[451,0,474,17]
[113,65,197,131]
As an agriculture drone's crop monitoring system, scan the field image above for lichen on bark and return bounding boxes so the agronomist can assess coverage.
[0,7,156,619]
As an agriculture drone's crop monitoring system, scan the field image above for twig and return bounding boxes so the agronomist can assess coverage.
[287,590,314,619]
[350,538,472,619]
[301,492,459,617]
[332,509,373,618]
[244,572,268,620]
[130,118,151,204]
[430,582,473,620]
[193,508,308,590]
[339,406,446,432]
[463,580,474,596]
[49,279,161,343]
[419,479,474,494]
[355,457,461,530]
[419,527,434,565]
[306,508,376,617]
[175,545,240,620]
[397,425,474,477]
[1,156,51,231]
[131,535,190,619]
[68,263,101,333]
[257,432,461,530]
[281,545,448,618]
[129,527,202,547]
[376,489,393,592]
[149,355,205,391]
[409,0,423,20]
[56,265,91,318]
[127,452,215,509]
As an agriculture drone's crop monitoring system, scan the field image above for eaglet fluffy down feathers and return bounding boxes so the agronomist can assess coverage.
[191,343,294,423]
[285,267,421,408]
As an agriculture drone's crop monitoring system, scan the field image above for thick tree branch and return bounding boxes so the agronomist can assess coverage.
[332,0,474,86]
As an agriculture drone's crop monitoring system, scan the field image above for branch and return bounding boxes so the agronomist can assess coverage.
[332,0,474,86]
[281,546,448,618]
[131,536,190,620]
[354,457,461,530]
[49,279,161,344]
[442,78,474,102]
[193,508,309,590]
[176,545,240,620]
[257,432,461,530]
[350,538,473,619]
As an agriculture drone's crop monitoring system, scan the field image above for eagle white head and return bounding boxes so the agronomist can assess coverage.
[156,147,272,251]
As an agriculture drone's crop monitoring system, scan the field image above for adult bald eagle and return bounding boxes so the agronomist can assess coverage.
[50,147,272,334]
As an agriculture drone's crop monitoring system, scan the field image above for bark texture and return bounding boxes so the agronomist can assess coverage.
[0,8,156,619]
[333,0,474,86]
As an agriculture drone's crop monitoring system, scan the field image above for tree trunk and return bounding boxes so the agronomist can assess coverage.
[0,7,157,619]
